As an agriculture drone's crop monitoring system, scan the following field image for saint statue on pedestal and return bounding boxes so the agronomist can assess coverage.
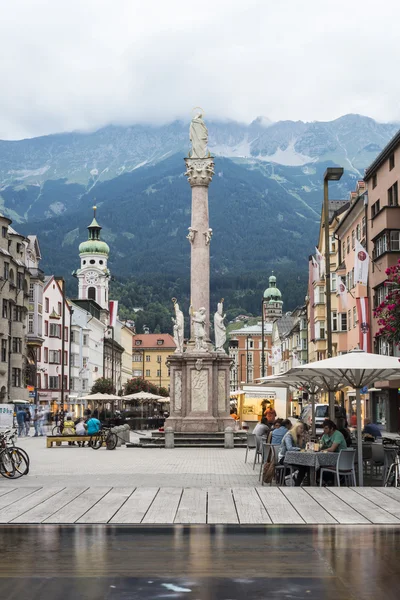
[190,305,208,352]
[172,298,184,353]
[214,299,226,353]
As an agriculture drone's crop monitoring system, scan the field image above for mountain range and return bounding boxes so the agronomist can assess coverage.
[1,113,398,325]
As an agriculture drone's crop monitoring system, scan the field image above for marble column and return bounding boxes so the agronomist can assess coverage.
[184,157,214,340]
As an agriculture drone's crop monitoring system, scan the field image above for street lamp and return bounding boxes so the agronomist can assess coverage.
[323,167,344,359]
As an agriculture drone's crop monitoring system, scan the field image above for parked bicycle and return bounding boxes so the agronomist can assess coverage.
[0,429,29,478]
[383,438,400,487]
[89,426,118,450]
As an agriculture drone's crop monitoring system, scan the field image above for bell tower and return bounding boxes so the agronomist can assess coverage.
[76,206,110,309]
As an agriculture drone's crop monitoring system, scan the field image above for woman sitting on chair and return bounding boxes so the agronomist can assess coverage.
[278,421,307,486]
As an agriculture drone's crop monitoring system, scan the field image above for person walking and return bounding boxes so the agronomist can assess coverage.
[33,409,40,436]
[16,409,26,437]
[24,408,31,436]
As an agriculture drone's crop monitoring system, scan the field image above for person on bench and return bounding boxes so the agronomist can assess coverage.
[75,418,87,447]
[63,415,76,445]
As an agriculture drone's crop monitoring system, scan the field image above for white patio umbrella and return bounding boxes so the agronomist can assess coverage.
[292,349,400,485]
[79,392,121,401]
[122,391,165,401]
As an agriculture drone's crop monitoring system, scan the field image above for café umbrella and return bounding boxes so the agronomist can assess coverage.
[291,349,400,485]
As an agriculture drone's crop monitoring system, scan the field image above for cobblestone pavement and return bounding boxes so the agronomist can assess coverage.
[0,434,258,488]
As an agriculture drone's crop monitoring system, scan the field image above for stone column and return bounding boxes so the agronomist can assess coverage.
[185,157,214,340]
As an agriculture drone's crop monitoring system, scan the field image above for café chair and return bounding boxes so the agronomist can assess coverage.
[370,443,384,477]
[319,448,356,487]
[244,433,257,464]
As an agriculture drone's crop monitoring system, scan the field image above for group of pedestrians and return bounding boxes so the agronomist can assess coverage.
[16,407,46,437]
[62,410,101,446]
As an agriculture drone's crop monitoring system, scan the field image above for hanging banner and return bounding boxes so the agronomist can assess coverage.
[109,300,118,328]
[354,240,370,286]
[272,345,282,364]
[315,247,325,279]
[311,256,319,283]
[338,279,348,310]
[356,297,371,352]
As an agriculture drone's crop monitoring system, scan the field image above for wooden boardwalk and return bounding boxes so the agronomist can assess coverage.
[0,486,399,524]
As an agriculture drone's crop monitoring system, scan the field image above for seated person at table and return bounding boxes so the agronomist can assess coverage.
[362,418,382,439]
[270,419,292,445]
[320,420,347,452]
[278,422,307,487]
[253,422,270,450]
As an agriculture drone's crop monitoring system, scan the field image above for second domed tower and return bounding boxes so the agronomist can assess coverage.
[263,273,283,322]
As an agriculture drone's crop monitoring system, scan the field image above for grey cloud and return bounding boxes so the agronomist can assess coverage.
[0,0,400,140]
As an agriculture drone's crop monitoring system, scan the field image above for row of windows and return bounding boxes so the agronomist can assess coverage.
[2,263,27,290]
[133,354,164,362]
[37,375,68,390]
[70,331,89,345]
[371,153,396,190]
[1,338,23,361]
[44,298,63,315]
[342,219,366,258]
[2,301,24,321]
[371,182,399,219]
[43,322,68,340]
[373,231,400,259]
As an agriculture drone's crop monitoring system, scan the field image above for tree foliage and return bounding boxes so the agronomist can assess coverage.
[373,260,400,345]
[124,377,169,397]
[91,378,116,394]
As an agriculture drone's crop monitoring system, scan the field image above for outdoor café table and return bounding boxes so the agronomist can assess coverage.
[284,450,339,485]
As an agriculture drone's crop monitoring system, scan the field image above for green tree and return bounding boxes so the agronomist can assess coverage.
[91,378,116,394]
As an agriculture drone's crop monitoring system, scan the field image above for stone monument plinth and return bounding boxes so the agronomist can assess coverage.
[166,352,232,432]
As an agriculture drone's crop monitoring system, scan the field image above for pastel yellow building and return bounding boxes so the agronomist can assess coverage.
[132,333,176,391]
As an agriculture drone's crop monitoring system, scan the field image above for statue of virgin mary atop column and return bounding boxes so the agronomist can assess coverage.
[189,110,209,159]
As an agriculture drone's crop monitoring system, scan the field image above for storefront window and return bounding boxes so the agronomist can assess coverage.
[374,393,387,426]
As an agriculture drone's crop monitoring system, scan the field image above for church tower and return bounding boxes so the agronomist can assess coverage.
[76,206,110,309]
[263,273,283,322]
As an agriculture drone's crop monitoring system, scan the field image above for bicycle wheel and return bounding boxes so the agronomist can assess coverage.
[89,435,103,450]
[52,425,61,435]
[9,448,29,478]
[0,449,16,478]
[384,465,396,487]
[106,432,118,450]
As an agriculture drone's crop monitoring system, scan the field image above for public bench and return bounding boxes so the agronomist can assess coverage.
[46,435,100,448]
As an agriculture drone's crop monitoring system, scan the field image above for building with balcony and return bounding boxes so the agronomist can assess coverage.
[364,130,400,430]
[0,216,33,402]
[132,333,176,391]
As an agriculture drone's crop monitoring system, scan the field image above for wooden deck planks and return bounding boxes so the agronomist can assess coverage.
[305,488,370,524]
[0,487,64,523]
[77,487,134,524]
[280,488,337,524]
[174,488,207,524]
[207,488,239,524]
[353,487,400,518]
[44,487,111,524]
[329,488,400,524]
[232,487,271,524]
[142,488,182,524]
[0,487,40,510]
[376,486,400,503]
[257,488,304,524]
[13,487,88,523]
[109,487,159,523]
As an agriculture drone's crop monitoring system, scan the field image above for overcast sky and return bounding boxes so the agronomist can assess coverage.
[1,0,400,139]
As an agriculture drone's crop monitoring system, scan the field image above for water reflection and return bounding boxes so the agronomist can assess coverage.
[0,525,398,599]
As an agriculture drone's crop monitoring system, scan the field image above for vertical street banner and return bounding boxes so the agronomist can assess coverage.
[338,279,348,310]
[315,247,325,279]
[308,258,315,340]
[272,345,282,364]
[311,256,319,283]
[356,297,371,352]
[354,240,370,286]
[109,300,118,328]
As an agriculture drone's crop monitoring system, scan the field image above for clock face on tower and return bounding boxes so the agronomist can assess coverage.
[85,270,99,285]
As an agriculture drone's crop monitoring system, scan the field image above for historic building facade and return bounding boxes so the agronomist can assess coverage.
[132,333,176,391]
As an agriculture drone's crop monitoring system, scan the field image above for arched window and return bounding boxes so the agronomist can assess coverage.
[88,287,96,301]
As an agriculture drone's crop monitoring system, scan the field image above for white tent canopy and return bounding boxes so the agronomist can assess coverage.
[122,391,166,402]
[79,392,121,402]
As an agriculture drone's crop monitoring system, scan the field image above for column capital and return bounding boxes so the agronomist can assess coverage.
[184,157,214,187]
